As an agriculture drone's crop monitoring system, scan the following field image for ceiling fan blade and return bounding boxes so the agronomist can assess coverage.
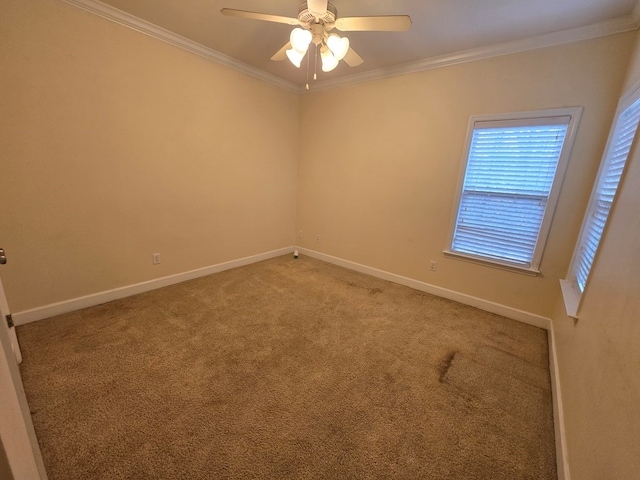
[220,8,301,26]
[307,0,328,17]
[335,15,412,32]
[343,47,364,67]
[271,42,291,61]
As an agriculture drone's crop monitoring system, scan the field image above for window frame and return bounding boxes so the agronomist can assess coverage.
[445,107,583,274]
[561,85,640,318]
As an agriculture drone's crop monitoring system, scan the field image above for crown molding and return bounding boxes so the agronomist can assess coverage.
[310,14,640,92]
[60,0,300,93]
[61,0,637,95]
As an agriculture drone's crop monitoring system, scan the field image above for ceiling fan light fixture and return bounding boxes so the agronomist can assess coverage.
[290,27,312,53]
[285,48,306,68]
[221,3,413,81]
[320,46,338,72]
[327,34,349,61]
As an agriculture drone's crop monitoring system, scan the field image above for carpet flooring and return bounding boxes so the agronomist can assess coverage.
[17,254,556,479]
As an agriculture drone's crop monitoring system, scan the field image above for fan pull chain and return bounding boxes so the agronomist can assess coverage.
[314,44,318,80]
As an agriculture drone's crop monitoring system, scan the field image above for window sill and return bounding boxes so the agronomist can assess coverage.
[559,279,580,319]
[443,250,541,276]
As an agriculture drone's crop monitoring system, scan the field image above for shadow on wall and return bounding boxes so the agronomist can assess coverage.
[0,437,14,480]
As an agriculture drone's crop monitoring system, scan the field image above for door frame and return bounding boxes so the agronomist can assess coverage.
[0,274,22,364]
[0,276,47,479]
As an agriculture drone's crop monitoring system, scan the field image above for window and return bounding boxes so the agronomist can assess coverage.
[446,108,582,273]
[561,90,640,317]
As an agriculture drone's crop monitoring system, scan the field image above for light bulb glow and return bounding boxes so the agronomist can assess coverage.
[327,34,349,61]
[286,48,306,68]
[320,47,338,72]
[290,28,312,53]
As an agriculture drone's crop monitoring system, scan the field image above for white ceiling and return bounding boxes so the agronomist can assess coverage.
[75,0,639,88]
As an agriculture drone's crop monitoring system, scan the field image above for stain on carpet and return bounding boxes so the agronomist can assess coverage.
[345,281,384,296]
[443,352,552,424]
[437,350,458,383]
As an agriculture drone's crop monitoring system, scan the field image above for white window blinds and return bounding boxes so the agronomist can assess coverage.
[450,115,572,269]
[571,97,640,292]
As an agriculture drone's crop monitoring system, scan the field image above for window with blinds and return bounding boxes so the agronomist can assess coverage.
[448,109,582,272]
[561,93,640,317]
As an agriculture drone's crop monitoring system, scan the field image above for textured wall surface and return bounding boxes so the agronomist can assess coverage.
[0,0,299,312]
[552,29,640,480]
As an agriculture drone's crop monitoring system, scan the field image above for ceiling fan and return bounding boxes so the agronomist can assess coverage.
[221,0,411,82]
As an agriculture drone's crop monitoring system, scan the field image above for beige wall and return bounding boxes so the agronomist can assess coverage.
[297,33,634,317]
[551,30,640,480]
[0,0,299,312]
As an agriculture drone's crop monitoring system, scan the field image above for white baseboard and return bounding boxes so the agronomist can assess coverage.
[297,247,551,330]
[548,325,571,480]
[13,247,294,326]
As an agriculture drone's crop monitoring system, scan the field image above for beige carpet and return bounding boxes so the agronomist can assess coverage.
[17,255,556,479]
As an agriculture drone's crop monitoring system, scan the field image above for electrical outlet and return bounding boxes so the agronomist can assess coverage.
[316,234,321,242]
[429,260,437,271]
[299,230,304,239]
[152,253,161,265]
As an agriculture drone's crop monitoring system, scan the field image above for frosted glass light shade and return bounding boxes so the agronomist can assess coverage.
[286,48,306,68]
[327,34,349,61]
[290,28,312,53]
[320,47,338,72]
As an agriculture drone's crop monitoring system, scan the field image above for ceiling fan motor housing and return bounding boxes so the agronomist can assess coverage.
[298,2,337,24]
